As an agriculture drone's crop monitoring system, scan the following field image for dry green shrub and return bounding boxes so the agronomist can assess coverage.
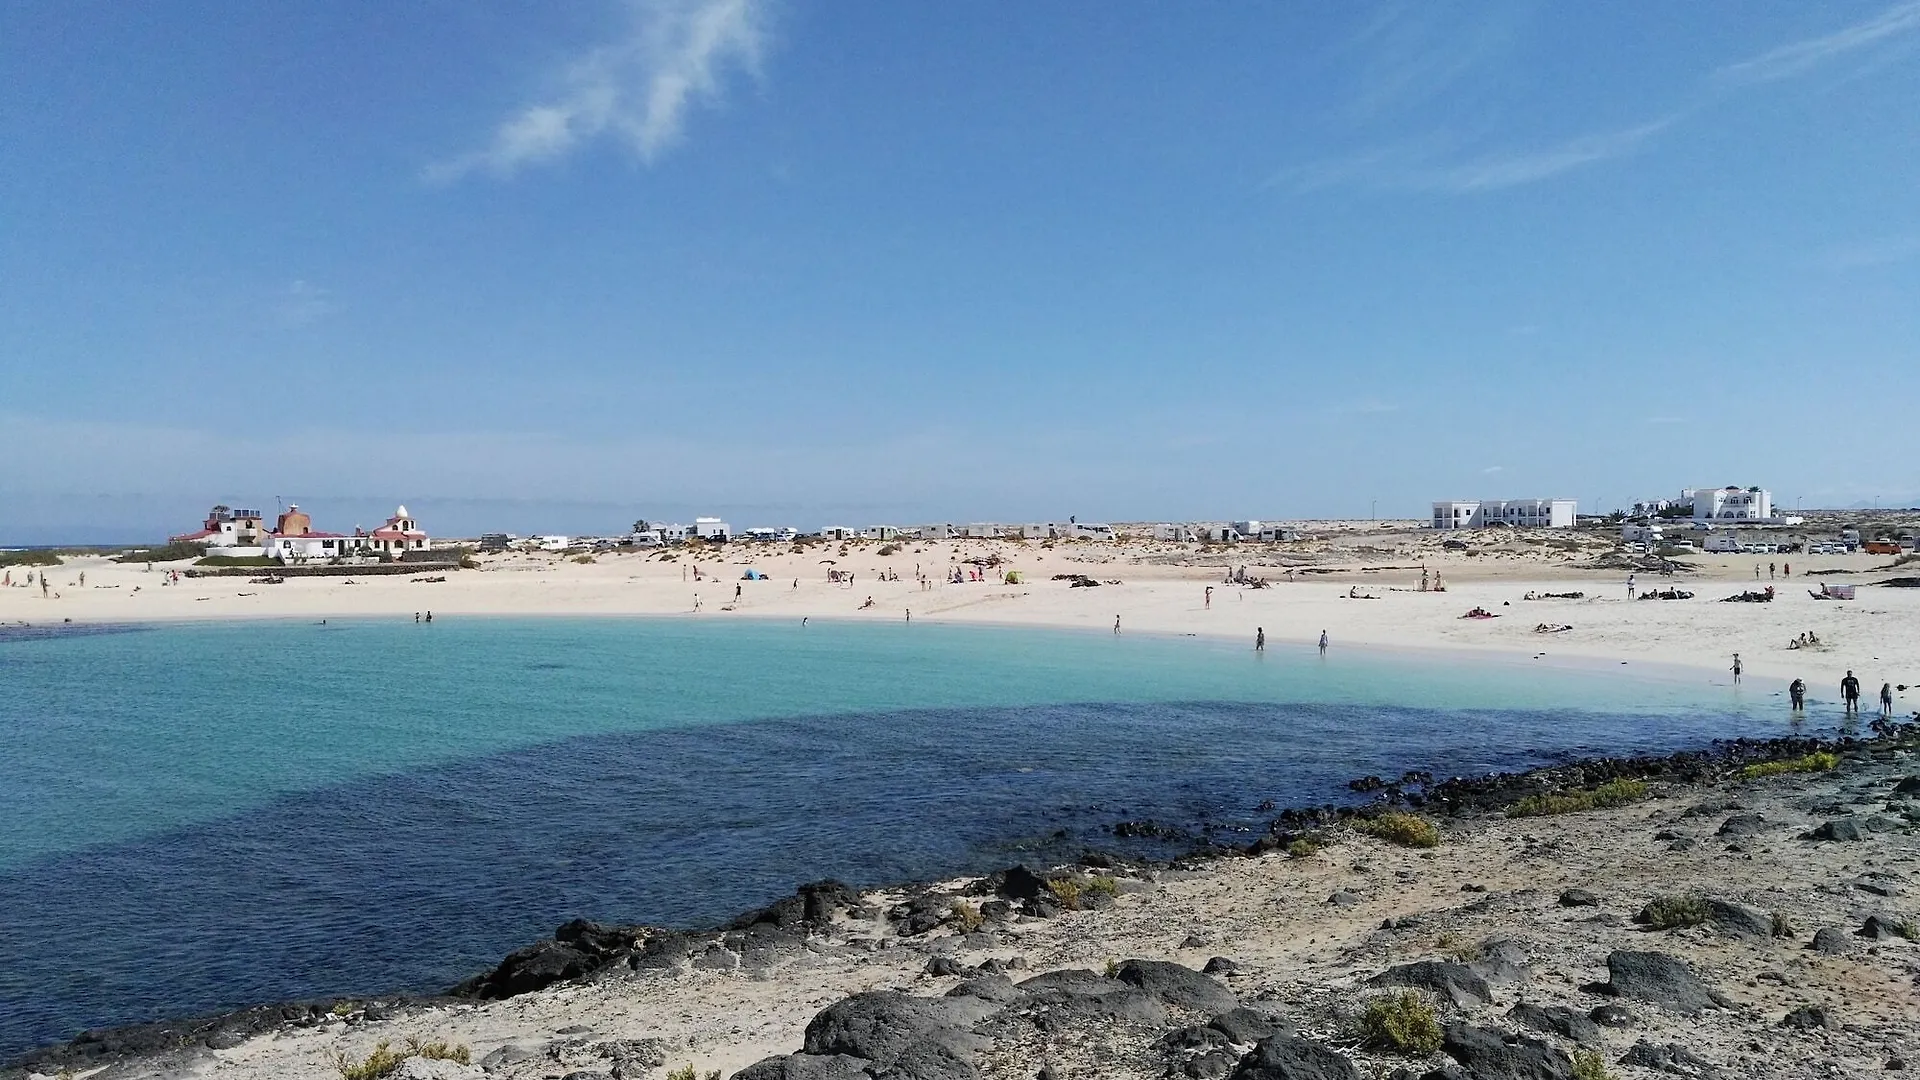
[1637,894,1710,930]
[1572,1050,1615,1080]
[1507,778,1648,818]
[1741,752,1839,779]
[1285,837,1321,858]
[333,1038,471,1080]
[1352,811,1441,848]
[1356,991,1443,1055]
[950,900,984,934]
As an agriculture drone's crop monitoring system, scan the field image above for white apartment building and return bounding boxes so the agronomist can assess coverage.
[1685,487,1772,522]
[1431,498,1578,530]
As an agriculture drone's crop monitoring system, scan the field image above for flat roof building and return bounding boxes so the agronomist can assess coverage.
[1432,498,1577,530]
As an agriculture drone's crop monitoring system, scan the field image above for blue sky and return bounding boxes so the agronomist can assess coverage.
[4,1,1918,542]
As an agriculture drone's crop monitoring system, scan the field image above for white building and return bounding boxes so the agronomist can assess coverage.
[1431,498,1578,530]
[264,504,431,563]
[172,505,268,554]
[1685,487,1772,523]
[692,517,731,541]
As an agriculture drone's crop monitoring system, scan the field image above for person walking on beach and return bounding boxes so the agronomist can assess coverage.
[1730,653,1742,684]
[1841,670,1861,713]
[1204,586,1212,609]
[1255,627,1265,652]
[905,609,911,624]
[1626,574,1635,600]
[1789,677,1806,712]
[735,583,742,603]
[1882,682,1896,718]
[1768,562,1776,580]
[1755,564,1762,581]
[1783,562,1790,577]
[78,571,85,587]
[1113,615,1121,635]
[1318,630,1329,656]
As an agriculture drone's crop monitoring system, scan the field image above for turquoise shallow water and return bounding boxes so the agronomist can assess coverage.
[0,617,1813,1057]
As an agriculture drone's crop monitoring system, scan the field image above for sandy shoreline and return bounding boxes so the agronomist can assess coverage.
[8,534,1917,699]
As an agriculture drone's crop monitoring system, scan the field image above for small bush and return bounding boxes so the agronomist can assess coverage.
[1741,752,1839,779]
[1434,932,1483,963]
[0,549,63,567]
[1890,920,1920,942]
[1356,991,1443,1055]
[1637,894,1710,930]
[571,554,596,564]
[950,900,984,934]
[1572,1049,1615,1080]
[114,542,203,563]
[1507,778,1649,818]
[1103,958,1120,978]
[1086,875,1118,898]
[333,1038,470,1080]
[1771,911,1795,938]
[878,544,900,556]
[1285,837,1321,858]
[1352,811,1441,849]
[1047,877,1085,910]
[459,554,479,570]
[664,1068,720,1080]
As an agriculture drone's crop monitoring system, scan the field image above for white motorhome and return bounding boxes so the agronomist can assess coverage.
[1153,524,1199,542]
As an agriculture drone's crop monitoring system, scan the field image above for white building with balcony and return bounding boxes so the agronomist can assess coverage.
[1685,487,1772,522]
[1432,498,1577,530]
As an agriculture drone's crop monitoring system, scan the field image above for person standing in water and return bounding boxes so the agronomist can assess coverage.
[1882,682,1896,718]
[1841,670,1861,713]
[1113,615,1121,634]
[1730,653,1742,684]
[1788,677,1806,712]
[1318,630,1329,656]
[1255,627,1265,652]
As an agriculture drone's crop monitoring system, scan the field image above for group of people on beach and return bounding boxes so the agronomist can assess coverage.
[1782,668,1895,717]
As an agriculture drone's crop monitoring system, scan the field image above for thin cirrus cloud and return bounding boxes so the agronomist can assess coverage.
[426,0,767,182]
[1277,1,1920,196]
[1712,0,1920,85]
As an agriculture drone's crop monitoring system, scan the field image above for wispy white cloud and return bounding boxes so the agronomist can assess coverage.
[1275,117,1676,194]
[1713,1,1920,86]
[428,0,767,182]
[274,280,334,328]
[1431,117,1676,192]
[1481,465,1504,474]
[1281,2,1920,197]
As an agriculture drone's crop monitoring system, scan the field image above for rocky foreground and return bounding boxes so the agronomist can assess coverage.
[11,731,1920,1080]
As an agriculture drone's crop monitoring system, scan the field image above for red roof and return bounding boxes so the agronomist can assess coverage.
[169,529,216,542]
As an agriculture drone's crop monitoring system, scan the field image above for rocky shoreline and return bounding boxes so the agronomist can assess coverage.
[9,720,1919,1079]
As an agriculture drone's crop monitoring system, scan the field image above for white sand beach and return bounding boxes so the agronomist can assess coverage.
[8,531,1917,701]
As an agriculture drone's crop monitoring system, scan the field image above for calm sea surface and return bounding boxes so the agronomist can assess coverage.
[0,617,1817,1058]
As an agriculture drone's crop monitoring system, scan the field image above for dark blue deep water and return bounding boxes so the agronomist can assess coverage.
[0,618,1808,1058]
